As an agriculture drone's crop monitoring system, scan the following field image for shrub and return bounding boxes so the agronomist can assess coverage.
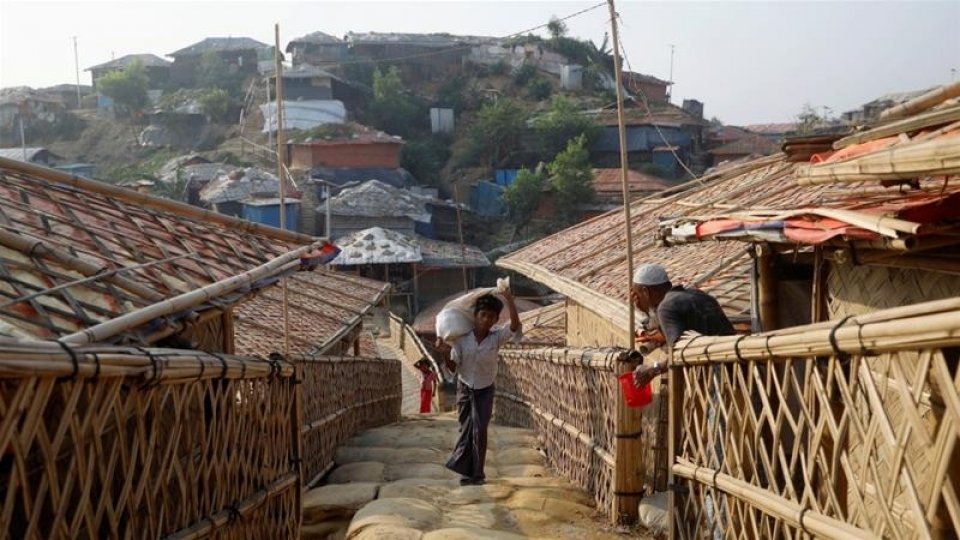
[513,64,538,87]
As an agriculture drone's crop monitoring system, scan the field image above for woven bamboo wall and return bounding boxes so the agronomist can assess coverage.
[297,353,402,488]
[0,345,300,539]
[828,264,960,318]
[669,299,960,538]
[495,347,628,514]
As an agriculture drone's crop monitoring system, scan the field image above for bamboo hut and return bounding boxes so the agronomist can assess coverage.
[0,156,368,538]
[495,83,960,534]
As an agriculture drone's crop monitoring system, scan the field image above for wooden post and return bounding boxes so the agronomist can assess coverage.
[608,0,643,524]
[811,246,829,323]
[413,263,420,315]
[614,354,645,523]
[757,243,780,332]
[275,24,290,357]
[221,307,235,354]
[667,351,684,537]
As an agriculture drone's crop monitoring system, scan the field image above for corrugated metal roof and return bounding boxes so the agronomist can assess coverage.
[86,53,171,71]
[346,31,495,47]
[0,147,60,163]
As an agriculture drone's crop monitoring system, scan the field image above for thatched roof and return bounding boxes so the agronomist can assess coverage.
[170,37,269,57]
[506,301,566,348]
[498,85,960,331]
[86,53,171,72]
[0,157,337,344]
[235,270,389,357]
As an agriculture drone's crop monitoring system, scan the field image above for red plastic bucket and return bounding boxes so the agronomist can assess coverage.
[619,372,653,408]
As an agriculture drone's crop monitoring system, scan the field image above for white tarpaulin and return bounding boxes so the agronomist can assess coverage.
[260,100,346,133]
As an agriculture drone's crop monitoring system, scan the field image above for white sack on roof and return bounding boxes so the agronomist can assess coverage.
[261,100,346,133]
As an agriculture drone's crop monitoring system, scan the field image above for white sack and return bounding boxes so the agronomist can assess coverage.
[435,277,510,342]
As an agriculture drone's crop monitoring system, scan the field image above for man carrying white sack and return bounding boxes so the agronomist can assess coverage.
[435,288,521,486]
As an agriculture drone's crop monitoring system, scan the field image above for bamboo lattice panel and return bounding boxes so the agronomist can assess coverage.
[828,264,960,319]
[495,348,620,513]
[297,354,402,487]
[0,347,300,539]
[672,347,960,538]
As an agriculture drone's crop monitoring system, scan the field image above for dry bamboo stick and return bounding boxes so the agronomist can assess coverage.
[879,81,960,121]
[797,136,960,185]
[672,460,878,539]
[834,106,960,149]
[0,157,317,245]
[673,307,960,363]
[59,243,322,344]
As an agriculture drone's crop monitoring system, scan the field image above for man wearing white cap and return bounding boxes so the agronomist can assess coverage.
[630,263,735,386]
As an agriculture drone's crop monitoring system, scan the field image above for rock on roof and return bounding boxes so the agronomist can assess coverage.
[200,167,298,204]
[326,180,432,221]
[235,269,389,357]
[333,227,422,265]
[170,37,270,57]
[86,54,171,72]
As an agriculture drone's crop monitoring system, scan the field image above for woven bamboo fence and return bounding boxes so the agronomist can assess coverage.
[668,297,960,538]
[495,347,643,520]
[295,352,402,489]
[0,342,301,539]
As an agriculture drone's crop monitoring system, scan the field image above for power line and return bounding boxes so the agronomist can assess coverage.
[612,13,700,181]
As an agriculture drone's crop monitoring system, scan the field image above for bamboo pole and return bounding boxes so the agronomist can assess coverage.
[834,105,960,149]
[608,3,643,514]
[0,157,316,245]
[58,243,321,344]
[0,228,165,304]
[275,24,291,357]
[796,136,960,185]
[757,243,780,331]
[878,81,960,121]
[672,460,878,539]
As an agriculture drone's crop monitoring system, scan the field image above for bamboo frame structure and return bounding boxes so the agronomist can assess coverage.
[494,346,644,521]
[0,344,301,538]
[669,296,960,538]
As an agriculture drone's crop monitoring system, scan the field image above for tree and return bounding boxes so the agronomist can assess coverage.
[796,103,825,135]
[197,88,232,122]
[366,66,425,138]
[502,167,545,225]
[196,52,242,96]
[531,97,603,161]
[547,135,594,226]
[547,17,568,40]
[461,99,527,167]
[401,137,451,187]
[97,60,149,117]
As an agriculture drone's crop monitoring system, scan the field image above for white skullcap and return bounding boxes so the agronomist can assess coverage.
[632,263,669,286]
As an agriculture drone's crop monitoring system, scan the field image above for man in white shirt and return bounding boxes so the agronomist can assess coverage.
[437,290,521,485]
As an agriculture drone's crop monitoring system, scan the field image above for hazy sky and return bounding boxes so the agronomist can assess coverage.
[1,0,957,124]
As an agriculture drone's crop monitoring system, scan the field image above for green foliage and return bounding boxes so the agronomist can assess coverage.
[196,52,242,96]
[458,99,527,168]
[796,103,824,135]
[437,75,469,113]
[300,123,363,142]
[526,78,553,101]
[531,97,602,161]
[97,60,149,116]
[502,167,545,224]
[400,137,451,187]
[197,88,232,122]
[365,66,426,138]
[490,60,510,76]
[547,135,594,226]
[513,64,538,87]
[341,59,377,88]
[547,17,568,40]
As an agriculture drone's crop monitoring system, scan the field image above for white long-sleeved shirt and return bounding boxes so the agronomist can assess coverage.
[451,324,519,389]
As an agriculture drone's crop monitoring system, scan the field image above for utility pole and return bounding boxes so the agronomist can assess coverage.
[667,43,676,102]
[274,23,290,356]
[73,37,82,108]
[266,77,273,148]
[607,0,642,527]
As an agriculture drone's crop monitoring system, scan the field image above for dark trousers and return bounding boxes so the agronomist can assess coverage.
[445,380,495,480]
